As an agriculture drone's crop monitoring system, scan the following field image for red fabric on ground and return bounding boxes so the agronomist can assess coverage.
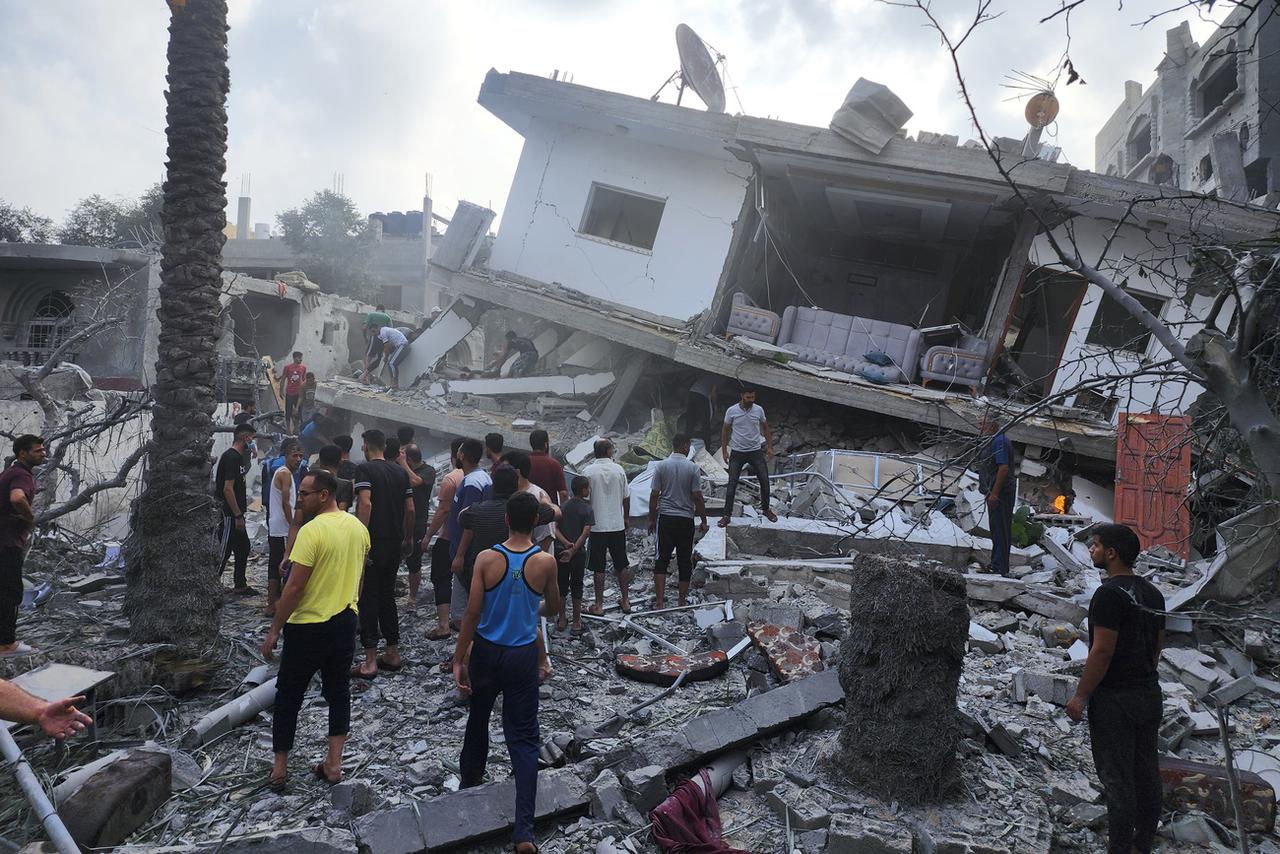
[649,769,751,854]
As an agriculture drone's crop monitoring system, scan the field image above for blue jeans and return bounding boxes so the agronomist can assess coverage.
[460,635,540,844]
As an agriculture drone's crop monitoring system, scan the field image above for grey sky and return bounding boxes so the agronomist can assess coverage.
[0,1,1220,233]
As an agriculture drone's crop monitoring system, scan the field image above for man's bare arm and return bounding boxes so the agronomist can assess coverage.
[277,469,294,528]
[9,489,32,526]
[402,497,415,543]
[356,490,372,527]
[222,480,241,517]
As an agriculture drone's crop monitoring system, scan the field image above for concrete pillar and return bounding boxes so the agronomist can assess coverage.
[838,553,967,803]
[236,197,250,240]
[422,190,434,311]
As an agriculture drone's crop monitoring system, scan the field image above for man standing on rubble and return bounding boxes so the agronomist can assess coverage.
[261,470,369,790]
[649,433,709,610]
[365,325,411,391]
[487,330,539,378]
[1066,523,1165,854]
[217,424,256,596]
[422,438,466,640]
[280,351,307,433]
[447,438,492,621]
[583,439,632,614]
[454,491,560,854]
[266,439,304,617]
[978,410,1015,576]
[401,445,436,610]
[0,435,46,658]
[719,386,776,527]
[352,429,414,679]
[528,430,567,505]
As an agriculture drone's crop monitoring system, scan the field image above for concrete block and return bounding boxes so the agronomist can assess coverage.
[1018,670,1074,706]
[1039,622,1082,648]
[963,574,1025,603]
[1011,590,1086,625]
[976,611,1020,634]
[675,668,843,763]
[622,765,668,813]
[826,813,913,853]
[590,769,628,821]
[968,621,1004,654]
[352,767,589,853]
[764,781,830,830]
[57,747,171,848]
[331,780,381,817]
[1162,647,1224,697]
[985,721,1022,757]
[1048,772,1101,805]
[1065,803,1107,829]
[1207,674,1257,707]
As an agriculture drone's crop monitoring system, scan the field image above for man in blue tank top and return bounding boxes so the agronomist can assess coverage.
[453,492,560,854]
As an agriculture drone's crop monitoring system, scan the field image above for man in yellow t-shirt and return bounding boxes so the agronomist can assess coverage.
[260,470,369,791]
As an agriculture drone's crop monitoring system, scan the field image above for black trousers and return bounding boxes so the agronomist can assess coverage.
[460,635,540,845]
[723,449,771,515]
[556,546,585,601]
[267,535,286,582]
[218,515,250,587]
[359,540,401,649]
[430,537,453,606]
[587,530,629,574]
[0,546,24,646]
[284,394,300,424]
[654,514,695,581]
[1088,686,1163,854]
[273,609,356,754]
[406,525,427,575]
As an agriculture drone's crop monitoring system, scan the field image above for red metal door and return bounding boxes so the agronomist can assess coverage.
[1114,413,1192,558]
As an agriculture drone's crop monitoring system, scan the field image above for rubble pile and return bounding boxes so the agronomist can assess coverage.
[1,484,1279,853]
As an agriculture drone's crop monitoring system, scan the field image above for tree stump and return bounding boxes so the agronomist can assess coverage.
[837,553,968,803]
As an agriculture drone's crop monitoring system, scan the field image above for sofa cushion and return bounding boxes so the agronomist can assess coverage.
[860,365,897,384]
[864,351,893,367]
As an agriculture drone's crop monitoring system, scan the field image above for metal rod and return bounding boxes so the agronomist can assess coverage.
[627,600,730,618]
[1215,703,1251,854]
[580,612,686,654]
[0,728,80,854]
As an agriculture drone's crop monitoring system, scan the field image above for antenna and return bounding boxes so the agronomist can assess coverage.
[1024,91,1060,130]
[650,24,727,113]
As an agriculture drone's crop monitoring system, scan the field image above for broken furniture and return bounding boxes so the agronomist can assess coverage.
[725,292,781,343]
[919,332,989,392]
[777,306,922,384]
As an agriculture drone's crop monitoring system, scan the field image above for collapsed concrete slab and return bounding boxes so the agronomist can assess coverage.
[829,78,913,154]
[839,554,967,804]
[145,827,357,853]
[351,767,589,853]
[393,298,486,384]
[431,371,616,398]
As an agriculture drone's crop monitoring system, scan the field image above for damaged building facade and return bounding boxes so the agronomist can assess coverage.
[1095,5,1280,200]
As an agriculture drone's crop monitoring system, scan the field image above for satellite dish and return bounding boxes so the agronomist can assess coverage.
[676,24,726,113]
[1025,91,1060,129]
[651,25,727,112]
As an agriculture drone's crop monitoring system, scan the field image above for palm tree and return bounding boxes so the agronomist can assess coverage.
[124,0,230,651]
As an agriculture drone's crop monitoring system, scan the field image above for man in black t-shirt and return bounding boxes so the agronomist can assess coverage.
[353,429,414,679]
[215,424,257,594]
[453,466,554,592]
[1067,523,1165,854]
[402,445,437,609]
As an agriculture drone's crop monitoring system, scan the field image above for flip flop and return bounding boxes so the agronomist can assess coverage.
[570,625,585,637]
[267,773,287,794]
[349,666,378,680]
[716,517,730,528]
[619,601,632,615]
[377,655,404,672]
[0,642,37,658]
[425,627,452,641]
[313,762,341,785]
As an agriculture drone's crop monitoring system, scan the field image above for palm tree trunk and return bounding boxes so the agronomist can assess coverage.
[124,0,230,652]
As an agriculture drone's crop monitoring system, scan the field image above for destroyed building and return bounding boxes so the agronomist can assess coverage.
[1095,5,1280,201]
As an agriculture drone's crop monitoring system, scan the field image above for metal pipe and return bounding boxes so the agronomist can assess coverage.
[0,728,80,854]
[627,600,731,619]
[579,612,686,655]
[1215,704,1251,854]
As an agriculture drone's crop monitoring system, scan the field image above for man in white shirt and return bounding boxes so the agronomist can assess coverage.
[719,386,777,527]
[581,439,632,614]
[364,326,411,390]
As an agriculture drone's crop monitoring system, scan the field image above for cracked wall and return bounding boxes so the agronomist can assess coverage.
[487,117,752,322]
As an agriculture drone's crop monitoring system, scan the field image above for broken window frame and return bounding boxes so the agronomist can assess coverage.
[577,183,666,253]
[1195,54,1239,120]
[1084,289,1168,356]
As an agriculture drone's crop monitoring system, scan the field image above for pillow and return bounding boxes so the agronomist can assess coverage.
[860,365,896,385]
[864,351,893,367]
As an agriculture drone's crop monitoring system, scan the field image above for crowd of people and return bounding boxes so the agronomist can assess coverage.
[0,367,1169,853]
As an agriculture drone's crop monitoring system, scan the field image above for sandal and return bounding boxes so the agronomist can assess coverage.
[570,624,585,637]
[267,772,287,794]
[425,627,452,641]
[349,665,378,680]
[377,655,404,672]
[313,762,341,785]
